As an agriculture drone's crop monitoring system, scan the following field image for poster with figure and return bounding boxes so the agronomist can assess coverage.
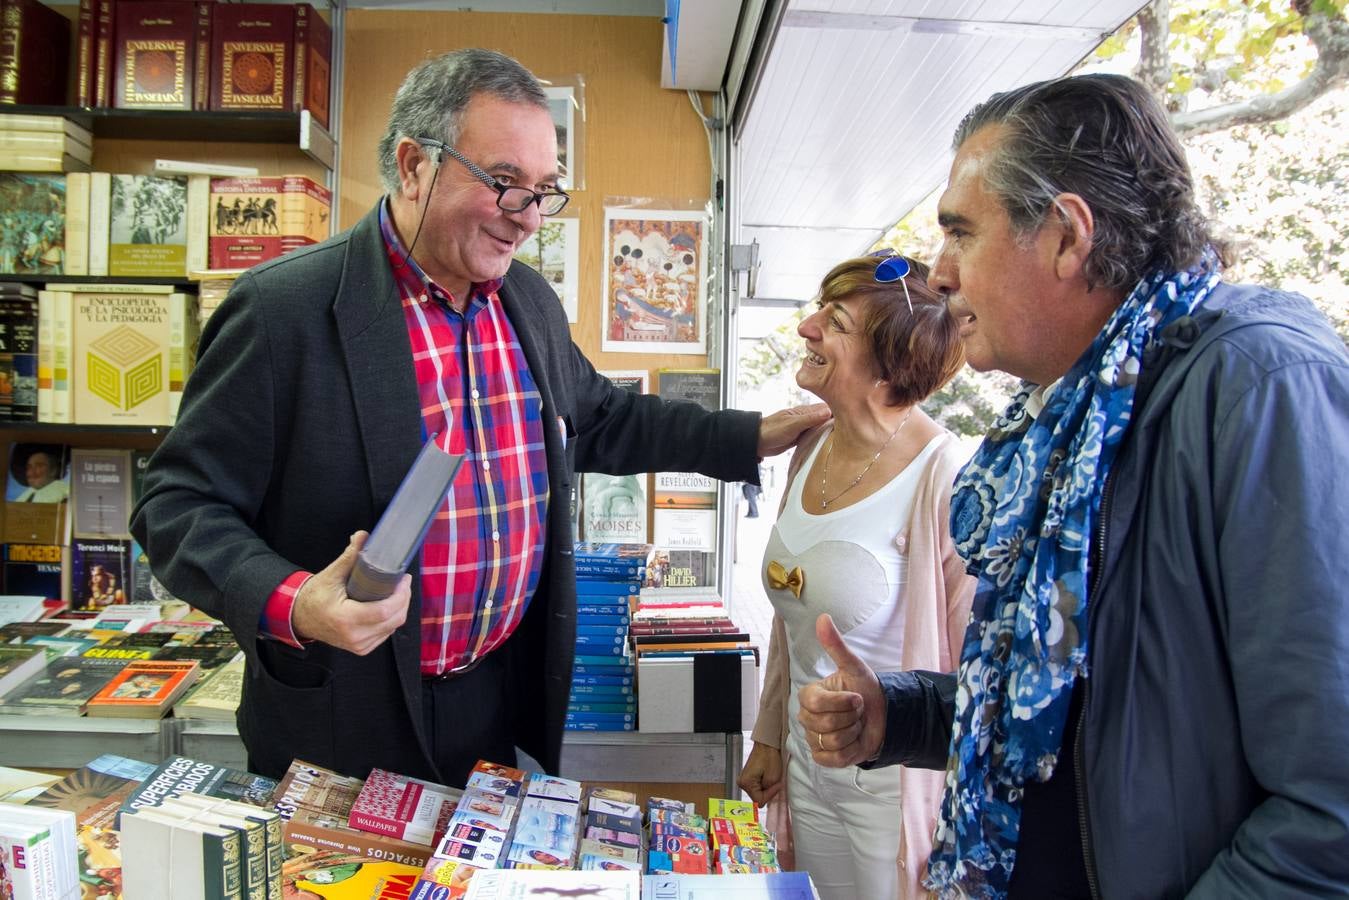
[544,85,578,188]
[601,209,707,354]
[514,217,579,322]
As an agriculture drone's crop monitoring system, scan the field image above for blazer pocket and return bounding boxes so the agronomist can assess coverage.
[255,639,334,691]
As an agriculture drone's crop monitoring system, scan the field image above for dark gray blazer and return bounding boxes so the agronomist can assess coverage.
[130,205,761,782]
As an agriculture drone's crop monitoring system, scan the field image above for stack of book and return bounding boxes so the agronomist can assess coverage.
[706,798,780,874]
[646,796,710,875]
[569,542,649,732]
[631,589,759,734]
[576,786,643,873]
[409,759,527,895]
[347,766,464,850]
[0,802,78,900]
[120,793,283,900]
[0,115,93,174]
[189,269,244,328]
[269,758,438,869]
[501,771,584,869]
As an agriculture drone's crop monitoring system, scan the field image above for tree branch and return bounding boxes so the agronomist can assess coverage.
[1172,0,1349,137]
[1134,0,1172,106]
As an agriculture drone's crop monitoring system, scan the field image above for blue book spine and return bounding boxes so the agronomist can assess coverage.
[574,580,641,595]
[576,612,631,626]
[576,600,632,614]
[575,633,626,647]
[571,673,634,686]
[567,701,636,714]
[576,624,628,637]
[568,683,634,696]
[565,710,635,723]
[572,659,636,673]
[573,654,633,668]
[565,720,636,731]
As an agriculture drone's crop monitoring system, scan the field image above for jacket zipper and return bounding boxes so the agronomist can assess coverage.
[1076,472,1114,900]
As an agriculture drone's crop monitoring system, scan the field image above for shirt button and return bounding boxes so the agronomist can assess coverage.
[492,531,500,541]
[471,389,480,400]
[418,293,427,303]
[482,460,490,470]
[484,600,493,609]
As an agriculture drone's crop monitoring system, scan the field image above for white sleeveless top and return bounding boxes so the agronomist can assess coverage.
[762,429,946,743]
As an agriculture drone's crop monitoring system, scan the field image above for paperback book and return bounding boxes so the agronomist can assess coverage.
[118,755,279,826]
[0,654,128,715]
[348,768,463,848]
[85,657,200,718]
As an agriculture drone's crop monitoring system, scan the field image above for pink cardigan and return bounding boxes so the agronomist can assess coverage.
[749,423,975,899]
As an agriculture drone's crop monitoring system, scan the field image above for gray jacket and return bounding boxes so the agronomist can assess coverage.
[873,282,1349,897]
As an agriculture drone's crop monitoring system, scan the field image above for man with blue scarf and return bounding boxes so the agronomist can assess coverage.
[796,73,1349,898]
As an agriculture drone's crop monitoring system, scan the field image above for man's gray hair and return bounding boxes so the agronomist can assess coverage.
[954,73,1222,291]
[376,49,549,194]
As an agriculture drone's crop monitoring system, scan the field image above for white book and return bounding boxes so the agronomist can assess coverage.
[464,870,640,899]
[35,291,72,423]
[0,595,47,627]
[0,805,77,900]
[636,650,758,733]
[184,174,210,277]
[0,818,50,900]
[87,172,111,277]
[120,806,241,900]
[62,172,90,276]
[153,159,259,177]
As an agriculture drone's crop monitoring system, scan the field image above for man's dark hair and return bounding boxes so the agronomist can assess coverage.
[954,73,1224,291]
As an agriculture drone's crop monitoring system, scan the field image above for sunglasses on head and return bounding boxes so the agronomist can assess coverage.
[869,249,913,312]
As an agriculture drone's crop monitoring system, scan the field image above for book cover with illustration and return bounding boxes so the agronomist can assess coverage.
[117,755,278,826]
[581,473,648,544]
[0,654,128,714]
[2,542,63,599]
[644,550,715,589]
[652,472,717,510]
[70,537,134,610]
[0,290,40,421]
[70,447,133,539]
[108,174,188,276]
[70,290,196,426]
[209,3,294,113]
[208,174,332,269]
[85,657,200,717]
[0,174,65,275]
[284,842,424,900]
[112,0,199,110]
[348,768,463,848]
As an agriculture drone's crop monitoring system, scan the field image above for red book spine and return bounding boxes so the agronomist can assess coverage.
[77,0,97,106]
[303,5,330,129]
[0,0,73,105]
[95,0,114,107]
[291,2,306,116]
[192,0,210,110]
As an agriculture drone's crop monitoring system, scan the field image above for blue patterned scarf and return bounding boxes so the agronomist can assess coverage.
[925,250,1222,897]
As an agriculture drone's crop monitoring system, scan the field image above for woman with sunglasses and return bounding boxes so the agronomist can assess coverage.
[738,254,975,900]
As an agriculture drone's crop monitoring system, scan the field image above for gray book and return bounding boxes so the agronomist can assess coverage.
[346,438,463,602]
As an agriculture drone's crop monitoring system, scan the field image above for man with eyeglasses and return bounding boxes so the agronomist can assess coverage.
[131,49,828,787]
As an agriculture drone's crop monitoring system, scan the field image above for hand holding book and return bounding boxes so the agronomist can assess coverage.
[290,532,412,655]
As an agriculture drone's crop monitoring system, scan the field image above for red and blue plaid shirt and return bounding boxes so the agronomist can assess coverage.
[261,201,549,675]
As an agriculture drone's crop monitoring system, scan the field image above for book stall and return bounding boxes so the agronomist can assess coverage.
[2,752,818,899]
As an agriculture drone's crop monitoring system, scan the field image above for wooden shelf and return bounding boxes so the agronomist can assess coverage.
[3,105,337,170]
[2,274,197,289]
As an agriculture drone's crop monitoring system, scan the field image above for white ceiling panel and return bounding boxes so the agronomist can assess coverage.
[733,0,1147,301]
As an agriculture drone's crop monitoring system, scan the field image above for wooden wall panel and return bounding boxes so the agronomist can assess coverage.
[340,10,715,367]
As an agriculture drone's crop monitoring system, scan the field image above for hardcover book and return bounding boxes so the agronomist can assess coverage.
[112,0,198,110]
[207,174,332,269]
[291,3,331,128]
[0,539,62,598]
[0,0,72,105]
[652,471,718,510]
[119,804,244,900]
[347,438,463,602]
[644,549,715,589]
[0,291,39,421]
[581,472,648,544]
[85,657,200,717]
[108,174,188,276]
[209,3,293,113]
[0,175,64,275]
[69,290,198,426]
[657,368,721,413]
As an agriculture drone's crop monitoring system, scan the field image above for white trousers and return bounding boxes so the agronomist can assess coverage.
[786,729,903,900]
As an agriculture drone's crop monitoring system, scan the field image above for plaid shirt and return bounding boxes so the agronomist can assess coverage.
[261,201,549,674]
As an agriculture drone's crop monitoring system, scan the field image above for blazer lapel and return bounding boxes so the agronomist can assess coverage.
[332,205,441,780]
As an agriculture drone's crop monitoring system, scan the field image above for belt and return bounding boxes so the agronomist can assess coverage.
[422,653,489,682]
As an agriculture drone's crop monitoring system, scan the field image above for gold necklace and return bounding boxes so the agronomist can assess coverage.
[819,409,913,510]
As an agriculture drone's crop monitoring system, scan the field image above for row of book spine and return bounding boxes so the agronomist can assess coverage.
[73,0,333,128]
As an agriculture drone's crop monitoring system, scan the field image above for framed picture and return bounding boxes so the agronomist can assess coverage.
[514,217,579,322]
[544,85,580,189]
[601,209,708,354]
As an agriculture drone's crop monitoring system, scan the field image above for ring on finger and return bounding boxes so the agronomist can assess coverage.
[816,731,825,752]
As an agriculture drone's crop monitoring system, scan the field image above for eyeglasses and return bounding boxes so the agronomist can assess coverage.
[870,250,913,313]
[415,137,570,217]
